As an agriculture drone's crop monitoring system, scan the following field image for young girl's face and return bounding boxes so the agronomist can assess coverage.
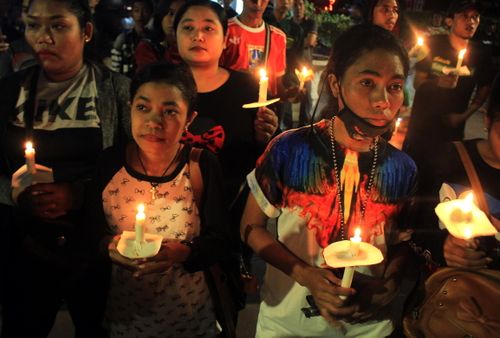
[162,0,185,39]
[131,82,194,154]
[176,6,225,67]
[372,0,399,31]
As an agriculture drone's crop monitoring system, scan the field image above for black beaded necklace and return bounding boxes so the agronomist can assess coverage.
[136,144,181,200]
[329,116,378,240]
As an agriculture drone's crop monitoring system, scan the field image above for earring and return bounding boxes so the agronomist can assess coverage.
[84,37,90,42]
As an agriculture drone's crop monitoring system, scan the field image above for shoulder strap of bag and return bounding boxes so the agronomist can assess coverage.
[263,23,271,70]
[453,141,490,214]
[189,147,203,208]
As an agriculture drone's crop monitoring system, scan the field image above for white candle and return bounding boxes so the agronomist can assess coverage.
[340,227,362,299]
[394,117,402,134]
[340,266,355,291]
[135,204,146,243]
[258,68,268,103]
[25,141,36,174]
[456,49,466,72]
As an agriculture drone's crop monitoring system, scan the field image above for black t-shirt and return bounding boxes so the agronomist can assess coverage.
[187,69,263,199]
[406,35,493,156]
[415,34,492,110]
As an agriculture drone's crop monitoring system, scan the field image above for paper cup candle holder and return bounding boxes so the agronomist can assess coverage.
[117,203,163,259]
[323,228,384,300]
[435,191,497,240]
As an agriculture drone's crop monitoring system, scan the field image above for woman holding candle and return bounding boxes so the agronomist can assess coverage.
[240,24,418,337]
[89,63,230,337]
[174,0,278,201]
[416,74,500,270]
[0,0,131,336]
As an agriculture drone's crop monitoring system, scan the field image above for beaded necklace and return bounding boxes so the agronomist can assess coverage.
[329,117,378,240]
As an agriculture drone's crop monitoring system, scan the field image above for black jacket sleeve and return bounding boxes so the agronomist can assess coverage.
[183,149,231,272]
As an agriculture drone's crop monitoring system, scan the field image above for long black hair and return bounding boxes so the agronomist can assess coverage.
[130,62,198,116]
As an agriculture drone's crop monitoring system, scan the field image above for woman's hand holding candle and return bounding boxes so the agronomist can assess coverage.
[443,234,490,269]
[17,182,75,219]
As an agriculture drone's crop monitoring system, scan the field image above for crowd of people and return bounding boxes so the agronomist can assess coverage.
[0,0,498,337]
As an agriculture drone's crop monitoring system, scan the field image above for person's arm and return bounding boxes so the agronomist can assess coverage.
[413,70,430,90]
[240,189,357,325]
[444,84,491,128]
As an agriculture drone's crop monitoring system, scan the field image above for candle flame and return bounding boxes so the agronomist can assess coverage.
[354,227,361,239]
[464,227,473,240]
[137,203,145,214]
[302,66,308,75]
[461,192,474,212]
[259,68,267,79]
[417,37,424,46]
[396,117,402,128]
[25,141,33,151]
[459,49,467,59]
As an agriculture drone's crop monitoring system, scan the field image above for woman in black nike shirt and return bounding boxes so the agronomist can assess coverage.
[0,0,130,336]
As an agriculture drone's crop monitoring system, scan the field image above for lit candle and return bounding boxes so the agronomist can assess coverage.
[409,36,424,56]
[456,49,467,72]
[436,190,497,240]
[394,117,402,134]
[258,68,268,103]
[349,227,362,257]
[450,192,474,225]
[297,66,313,91]
[135,204,146,244]
[25,141,36,174]
[340,228,362,299]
